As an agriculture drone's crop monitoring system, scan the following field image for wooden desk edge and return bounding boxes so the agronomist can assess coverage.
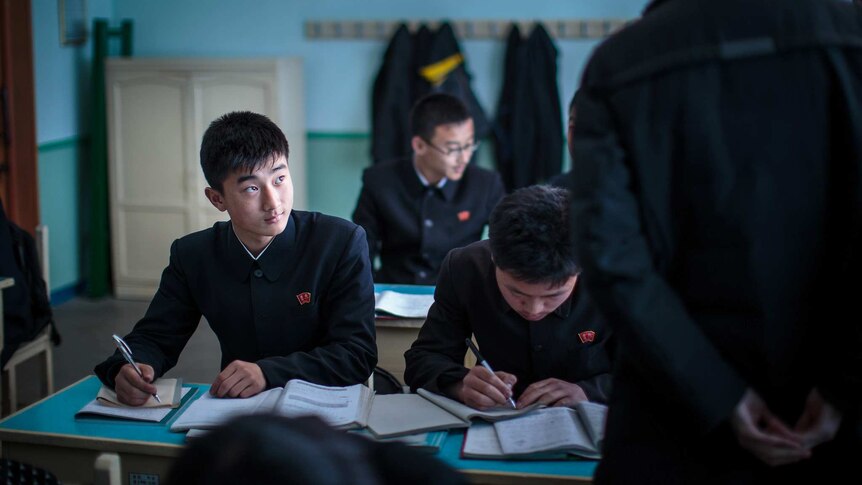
[0,428,183,457]
[375,318,425,329]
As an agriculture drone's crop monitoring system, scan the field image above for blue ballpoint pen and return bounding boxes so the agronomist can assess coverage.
[112,334,161,403]
[465,338,516,409]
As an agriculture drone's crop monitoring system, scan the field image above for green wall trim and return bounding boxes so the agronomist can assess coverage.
[37,135,89,152]
[307,132,370,140]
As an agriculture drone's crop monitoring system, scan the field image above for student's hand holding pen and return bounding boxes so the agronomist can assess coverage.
[115,363,159,406]
[449,365,518,410]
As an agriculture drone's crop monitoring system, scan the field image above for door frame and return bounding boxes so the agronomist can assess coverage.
[0,0,39,234]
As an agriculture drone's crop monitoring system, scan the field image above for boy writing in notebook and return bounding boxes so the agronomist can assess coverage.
[405,185,613,409]
[95,111,377,405]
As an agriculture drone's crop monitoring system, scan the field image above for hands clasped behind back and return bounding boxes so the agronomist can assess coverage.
[730,388,842,467]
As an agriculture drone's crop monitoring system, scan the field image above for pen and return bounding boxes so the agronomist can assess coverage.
[112,334,161,403]
[464,338,516,409]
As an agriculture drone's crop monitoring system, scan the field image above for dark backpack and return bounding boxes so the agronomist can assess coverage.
[0,200,60,368]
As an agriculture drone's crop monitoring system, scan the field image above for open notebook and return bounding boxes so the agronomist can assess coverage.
[374,291,435,318]
[76,386,194,423]
[170,379,373,432]
[366,389,542,439]
[95,378,183,408]
[462,402,607,460]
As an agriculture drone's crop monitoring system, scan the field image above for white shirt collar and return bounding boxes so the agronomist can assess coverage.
[233,225,275,261]
[413,163,447,189]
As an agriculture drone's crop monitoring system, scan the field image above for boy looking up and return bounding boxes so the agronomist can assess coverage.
[96,111,377,405]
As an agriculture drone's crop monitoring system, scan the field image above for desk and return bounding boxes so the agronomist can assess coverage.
[0,376,186,484]
[374,284,434,384]
[376,316,424,384]
[0,376,595,484]
[440,430,595,485]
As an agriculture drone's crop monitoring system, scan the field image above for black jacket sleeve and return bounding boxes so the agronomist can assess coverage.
[570,88,746,434]
[94,240,203,387]
[352,169,383,271]
[256,226,378,386]
[403,251,470,393]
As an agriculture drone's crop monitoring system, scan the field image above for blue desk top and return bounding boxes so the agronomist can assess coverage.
[0,376,595,480]
[438,429,596,479]
[374,283,435,295]
[0,376,198,447]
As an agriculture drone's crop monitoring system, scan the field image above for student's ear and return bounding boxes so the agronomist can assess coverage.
[411,135,427,155]
[204,187,228,212]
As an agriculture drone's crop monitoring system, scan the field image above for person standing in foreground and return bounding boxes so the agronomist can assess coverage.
[569,0,862,482]
[95,111,377,404]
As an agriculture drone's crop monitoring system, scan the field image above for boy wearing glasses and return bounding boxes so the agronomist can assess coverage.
[404,185,612,409]
[353,93,505,285]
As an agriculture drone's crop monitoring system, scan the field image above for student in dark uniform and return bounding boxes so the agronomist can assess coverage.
[95,112,377,405]
[404,185,612,409]
[353,93,505,285]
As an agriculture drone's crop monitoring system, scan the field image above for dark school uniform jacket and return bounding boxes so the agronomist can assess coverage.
[404,240,613,402]
[95,211,378,388]
[572,0,862,480]
[352,159,505,285]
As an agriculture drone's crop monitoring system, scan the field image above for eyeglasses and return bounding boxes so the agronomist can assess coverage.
[424,139,481,158]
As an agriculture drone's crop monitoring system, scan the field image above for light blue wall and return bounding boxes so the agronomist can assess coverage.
[36,139,85,294]
[33,0,112,295]
[32,0,649,293]
[33,0,113,143]
[111,0,649,132]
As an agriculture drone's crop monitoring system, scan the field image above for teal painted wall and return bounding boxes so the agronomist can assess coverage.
[305,134,551,221]
[36,137,86,293]
[32,0,644,294]
[33,0,112,294]
[111,0,650,133]
[33,0,113,143]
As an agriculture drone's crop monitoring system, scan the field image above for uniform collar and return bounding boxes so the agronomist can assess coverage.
[413,164,448,190]
[222,214,296,282]
[400,158,459,201]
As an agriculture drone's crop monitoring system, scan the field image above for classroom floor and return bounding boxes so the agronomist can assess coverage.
[11,297,221,410]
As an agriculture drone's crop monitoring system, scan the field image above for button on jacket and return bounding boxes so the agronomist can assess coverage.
[404,240,613,402]
[353,159,505,285]
[95,212,378,388]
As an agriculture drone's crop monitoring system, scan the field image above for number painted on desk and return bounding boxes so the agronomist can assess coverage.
[129,473,160,485]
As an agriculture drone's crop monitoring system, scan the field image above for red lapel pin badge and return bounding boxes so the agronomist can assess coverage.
[578,330,596,343]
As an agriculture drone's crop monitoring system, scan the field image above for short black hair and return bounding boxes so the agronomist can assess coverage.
[489,185,579,286]
[166,415,378,485]
[200,111,290,193]
[166,414,467,485]
[409,93,471,141]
